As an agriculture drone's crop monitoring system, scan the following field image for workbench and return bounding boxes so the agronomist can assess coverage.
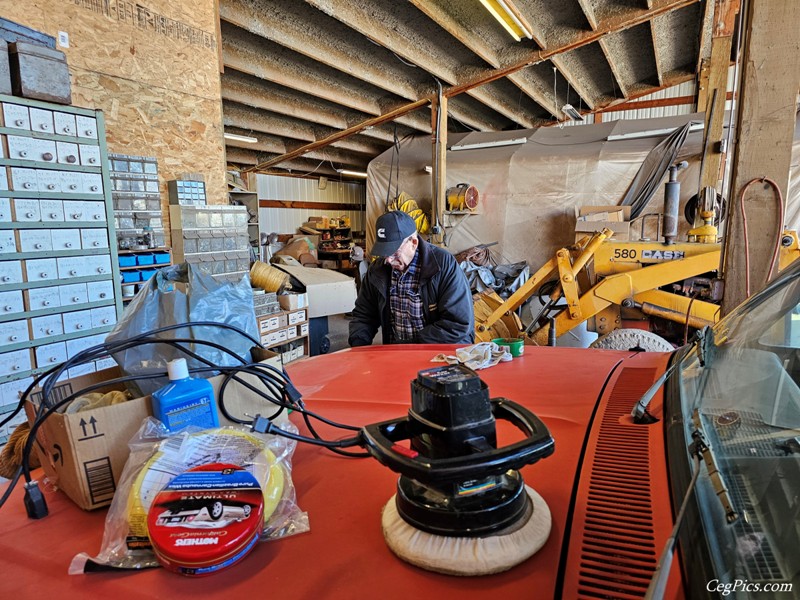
[0,345,667,599]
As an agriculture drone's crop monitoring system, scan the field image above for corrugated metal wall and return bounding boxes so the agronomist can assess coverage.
[598,81,697,122]
[255,174,366,235]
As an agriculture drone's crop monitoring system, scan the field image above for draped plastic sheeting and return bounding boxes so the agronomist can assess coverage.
[366,113,800,270]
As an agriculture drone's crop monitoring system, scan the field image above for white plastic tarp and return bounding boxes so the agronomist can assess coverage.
[366,113,800,270]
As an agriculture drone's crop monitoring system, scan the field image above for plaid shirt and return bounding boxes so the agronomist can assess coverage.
[389,251,424,342]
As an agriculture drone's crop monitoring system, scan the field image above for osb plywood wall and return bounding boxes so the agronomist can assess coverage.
[4,0,226,227]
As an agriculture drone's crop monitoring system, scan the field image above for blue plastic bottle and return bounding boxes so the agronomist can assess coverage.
[152,358,219,432]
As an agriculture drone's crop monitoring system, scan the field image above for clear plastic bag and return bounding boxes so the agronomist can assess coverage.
[106,263,259,396]
[69,418,308,573]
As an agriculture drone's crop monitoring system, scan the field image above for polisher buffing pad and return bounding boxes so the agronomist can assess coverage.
[359,365,555,577]
[381,485,552,576]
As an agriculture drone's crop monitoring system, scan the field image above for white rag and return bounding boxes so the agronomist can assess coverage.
[431,342,512,371]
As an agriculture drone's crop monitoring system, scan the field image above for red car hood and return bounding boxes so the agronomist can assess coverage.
[286,345,678,599]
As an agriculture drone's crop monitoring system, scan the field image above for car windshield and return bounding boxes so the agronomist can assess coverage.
[678,263,800,596]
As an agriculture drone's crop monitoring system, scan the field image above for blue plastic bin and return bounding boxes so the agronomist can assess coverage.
[136,253,155,266]
[153,252,170,264]
[122,271,141,283]
[139,269,158,281]
[118,255,137,268]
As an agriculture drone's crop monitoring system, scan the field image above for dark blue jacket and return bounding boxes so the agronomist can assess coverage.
[348,238,475,346]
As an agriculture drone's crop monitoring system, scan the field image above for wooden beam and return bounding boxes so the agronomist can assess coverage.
[431,92,447,245]
[255,0,699,172]
[698,0,739,192]
[259,200,363,211]
[721,0,800,313]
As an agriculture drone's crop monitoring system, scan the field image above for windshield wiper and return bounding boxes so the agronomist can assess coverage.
[631,327,714,424]
[644,408,738,599]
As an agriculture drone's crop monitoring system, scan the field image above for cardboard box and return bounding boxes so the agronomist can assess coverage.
[278,292,308,311]
[287,325,298,339]
[25,357,284,511]
[258,312,288,333]
[273,264,356,318]
[288,309,307,325]
[575,205,632,241]
[24,367,152,511]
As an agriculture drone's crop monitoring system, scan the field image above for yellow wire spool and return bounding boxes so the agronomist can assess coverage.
[126,429,285,545]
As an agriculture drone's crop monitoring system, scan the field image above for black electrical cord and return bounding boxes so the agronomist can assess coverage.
[2,322,266,515]
[213,362,368,456]
[3,321,370,517]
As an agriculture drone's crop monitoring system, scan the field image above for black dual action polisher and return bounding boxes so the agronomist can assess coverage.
[359,364,555,576]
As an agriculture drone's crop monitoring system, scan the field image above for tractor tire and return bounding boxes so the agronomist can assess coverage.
[589,328,674,352]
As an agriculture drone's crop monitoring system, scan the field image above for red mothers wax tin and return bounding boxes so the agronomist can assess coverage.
[147,463,264,576]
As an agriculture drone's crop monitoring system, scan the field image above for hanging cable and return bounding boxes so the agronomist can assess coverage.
[737,176,785,297]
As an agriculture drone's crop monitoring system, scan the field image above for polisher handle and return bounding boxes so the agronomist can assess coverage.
[359,398,555,483]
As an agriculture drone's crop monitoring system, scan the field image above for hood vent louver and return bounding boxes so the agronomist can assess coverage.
[569,367,664,600]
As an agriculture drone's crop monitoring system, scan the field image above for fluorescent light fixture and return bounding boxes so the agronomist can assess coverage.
[336,169,368,178]
[224,132,259,143]
[450,137,527,151]
[606,122,704,141]
[561,104,584,121]
[478,0,533,42]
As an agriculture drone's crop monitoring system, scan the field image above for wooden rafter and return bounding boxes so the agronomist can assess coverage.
[246,0,699,173]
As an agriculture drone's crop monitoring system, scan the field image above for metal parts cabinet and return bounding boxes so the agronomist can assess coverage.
[0,94,122,444]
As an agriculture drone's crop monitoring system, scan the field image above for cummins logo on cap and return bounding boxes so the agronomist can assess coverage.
[378,228,386,238]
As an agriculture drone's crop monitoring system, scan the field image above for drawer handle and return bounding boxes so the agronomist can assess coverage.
[25,212,35,218]
[46,329,54,335]
[71,213,82,220]
[92,241,100,246]
[65,242,73,248]
[2,276,9,282]
[9,335,18,341]
[23,182,33,189]
[69,270,77,276]
[19,150,28,158]
[90,185,99,192]
[40,272,48,278]
[88,158,97,164]
[14,119,24,126]
[85,129,95,136]
[102,318,110,324]
[39,123,49,131]
[76,323,84,330]
[97,267,106,273]
[63,126,73,134]
[42,152,54,161]
[43,300,51,306]
[3,305,11,311]
[47,184,56,190]
[72,296,80,302]
[93,214,102,220]
[66,155,77,164]
[34,243,43,249]
[98,292,107,298]
[49,357,58,362]
[12,364,20,370]
[49,213,59,219]
[69,184,78,190]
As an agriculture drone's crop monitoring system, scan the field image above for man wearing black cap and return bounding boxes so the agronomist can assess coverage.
[348,211,475,346]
